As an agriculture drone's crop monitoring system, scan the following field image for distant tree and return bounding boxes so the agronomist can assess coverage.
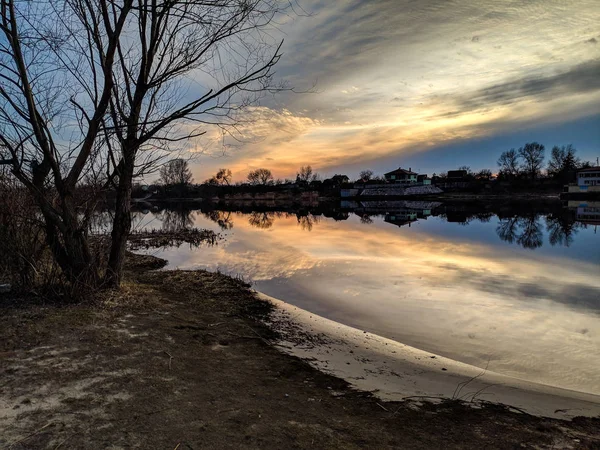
[247,168,273,185]
[518,142,545,180]
[359,170,374,182]
[458,166,473,175]
[547,145,580,181]
[159,159,193,186]
[475,169,493,180]
[207,168,232,186]
[297,165,319,184]
[497,148,520,179]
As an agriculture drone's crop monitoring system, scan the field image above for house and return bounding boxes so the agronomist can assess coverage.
[384,167,418,184]
[566,167,600,194]
[417,174,432,185]
[323,174,350,187]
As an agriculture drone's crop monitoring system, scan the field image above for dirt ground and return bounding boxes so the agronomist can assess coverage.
[1,258,599,449]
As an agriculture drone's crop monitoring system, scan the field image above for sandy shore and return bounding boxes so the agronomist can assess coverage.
[260,293,600,419]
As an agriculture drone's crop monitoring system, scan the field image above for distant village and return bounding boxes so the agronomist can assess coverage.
[141,142,600,201]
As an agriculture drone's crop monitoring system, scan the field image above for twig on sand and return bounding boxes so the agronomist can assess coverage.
[8,422,53,448]
[53,435,71,449]
[376,402,389,412]
[173,444,181,450]
[164,351,174,370]
[464,383,500,403]
[452,357,491,400]
[244,325,271,346]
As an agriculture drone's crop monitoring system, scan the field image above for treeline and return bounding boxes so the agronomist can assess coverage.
[143,141,595,199]
[141,163,351,199]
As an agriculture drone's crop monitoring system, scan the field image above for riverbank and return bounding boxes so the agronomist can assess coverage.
[265,294,600,419]
[1,258,599,448]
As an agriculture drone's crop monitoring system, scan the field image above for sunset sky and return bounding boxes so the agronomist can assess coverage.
[191,0,600,182]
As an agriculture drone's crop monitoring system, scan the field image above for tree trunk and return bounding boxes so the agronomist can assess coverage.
[42,205,99,292]
[104,154,135,288]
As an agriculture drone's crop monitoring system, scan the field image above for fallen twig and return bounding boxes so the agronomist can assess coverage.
[376,402,389,412]
[164,351,174,370]
[8,422,53,448]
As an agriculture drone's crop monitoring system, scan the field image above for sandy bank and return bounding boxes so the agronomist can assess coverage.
[260,293,600,419]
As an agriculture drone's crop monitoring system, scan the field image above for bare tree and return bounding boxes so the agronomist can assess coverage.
[296,165,318,184]
[0,0,134,289]
[159,159,193,186]
[475,169,492,180]
[0,0,289,289]
[518,142,545,180]
[547,144,579,180]
[359,169,373,182]
[247,168,273,185]
[207,168,232,186]
[497,148,520,179]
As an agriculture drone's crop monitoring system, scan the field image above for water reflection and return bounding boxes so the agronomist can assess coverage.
[496,215,544,249]
[136,200,600,395]
[151,200,598,250]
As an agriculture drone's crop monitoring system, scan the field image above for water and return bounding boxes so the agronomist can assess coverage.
[133,200,600,395]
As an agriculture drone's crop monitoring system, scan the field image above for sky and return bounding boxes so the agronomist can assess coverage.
[189,0,600,182]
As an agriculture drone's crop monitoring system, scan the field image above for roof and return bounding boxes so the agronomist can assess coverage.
[577,167,600,173]
[384,167,417,176]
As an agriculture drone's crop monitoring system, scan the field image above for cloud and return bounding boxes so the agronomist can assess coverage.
[184,0,600,181]
[444,60,600,113]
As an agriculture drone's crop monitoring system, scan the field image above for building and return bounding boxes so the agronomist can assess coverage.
[577,167,600,187]
[417,174,432,185]
[566,167,600,194]
[384,167,418,184]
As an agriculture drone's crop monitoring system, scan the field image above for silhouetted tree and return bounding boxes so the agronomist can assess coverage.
[207,168,232,186]
[159,159,193,186]
[547,145,580,182]
[296,165,319,184]
[0,0,288,289]
[518,142,545,180]
[475,169,493,181]
[497,149,520,179]
[247,168,273,185]
[359,170,374,182]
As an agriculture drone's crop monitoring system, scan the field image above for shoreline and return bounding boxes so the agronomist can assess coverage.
[259,292,600,419]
